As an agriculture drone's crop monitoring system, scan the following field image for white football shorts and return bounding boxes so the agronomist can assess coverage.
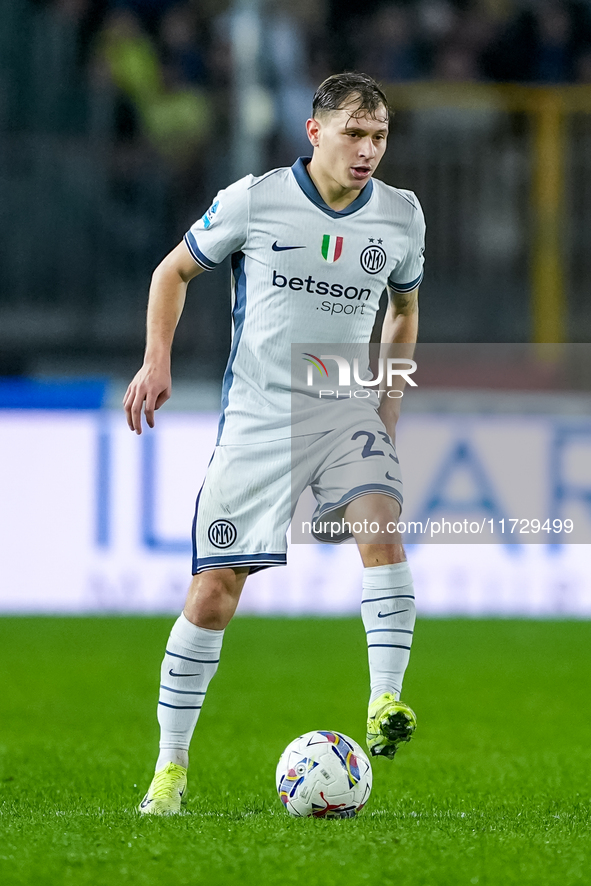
[192,412,403,573]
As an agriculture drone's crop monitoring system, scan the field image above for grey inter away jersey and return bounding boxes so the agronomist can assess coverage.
[184,157,425,445]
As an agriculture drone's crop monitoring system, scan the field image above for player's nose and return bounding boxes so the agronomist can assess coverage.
[358,137,377,158]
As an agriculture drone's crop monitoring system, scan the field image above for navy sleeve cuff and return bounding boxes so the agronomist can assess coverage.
[388,270,423,293]
[184,232,218,271]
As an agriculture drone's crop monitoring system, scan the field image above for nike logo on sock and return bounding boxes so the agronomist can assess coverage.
[169,669,202,677]
[377,609,409,618]
[272,241,305,251]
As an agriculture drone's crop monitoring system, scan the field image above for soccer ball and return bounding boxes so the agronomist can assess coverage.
[276,730,372,818]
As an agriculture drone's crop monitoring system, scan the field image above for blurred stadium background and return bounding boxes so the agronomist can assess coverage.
[1,0,591,616]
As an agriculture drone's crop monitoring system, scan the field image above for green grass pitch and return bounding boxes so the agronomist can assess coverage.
[0,616,590,885]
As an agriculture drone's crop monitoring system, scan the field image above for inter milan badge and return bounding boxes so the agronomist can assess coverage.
[321,234,343,263]
[360,242,387,274]
[208,519,237,548]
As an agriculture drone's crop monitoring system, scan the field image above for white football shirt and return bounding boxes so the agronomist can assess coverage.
[184,157,425,444]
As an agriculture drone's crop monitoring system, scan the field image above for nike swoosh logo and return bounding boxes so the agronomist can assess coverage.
[140,798,152,808]
[377,609,409,618]
[385,472,396,481]
[169,669,201,677]
[272,241,306,251]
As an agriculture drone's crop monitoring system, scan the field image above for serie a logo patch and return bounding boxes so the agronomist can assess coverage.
[202,200,220,229]
[208,519,237,548]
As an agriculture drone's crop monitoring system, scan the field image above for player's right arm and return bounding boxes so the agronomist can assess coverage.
[124,241,203,434]
[125,176,249,432]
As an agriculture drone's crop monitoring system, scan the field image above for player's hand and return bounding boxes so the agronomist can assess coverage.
[123,362,172,434]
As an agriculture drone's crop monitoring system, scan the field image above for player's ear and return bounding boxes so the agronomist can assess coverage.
[306,117,321,148]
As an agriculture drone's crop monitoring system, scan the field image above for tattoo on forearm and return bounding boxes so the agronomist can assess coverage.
[388,286,417,316]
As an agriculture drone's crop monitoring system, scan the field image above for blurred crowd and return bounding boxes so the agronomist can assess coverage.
[37,0,591,167]
[4,0,591,365]
[333,0,591,85]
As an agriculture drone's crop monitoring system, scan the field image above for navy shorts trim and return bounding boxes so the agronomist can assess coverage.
[312,483,403,544]
[192,552,287,575]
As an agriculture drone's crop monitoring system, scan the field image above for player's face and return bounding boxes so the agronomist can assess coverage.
[308,105,389,191]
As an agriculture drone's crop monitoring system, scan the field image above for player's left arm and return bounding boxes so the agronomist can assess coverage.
[377,284,419,442]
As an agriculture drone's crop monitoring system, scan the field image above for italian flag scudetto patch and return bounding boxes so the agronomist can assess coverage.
[321,234,343,262]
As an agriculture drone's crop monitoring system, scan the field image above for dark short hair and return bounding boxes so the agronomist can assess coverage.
[312,72,390,122]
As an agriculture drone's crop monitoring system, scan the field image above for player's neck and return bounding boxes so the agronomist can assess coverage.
[306,157,366,212]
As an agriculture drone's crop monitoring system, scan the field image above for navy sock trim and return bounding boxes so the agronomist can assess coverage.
[367,643,412,650]
[362,595,415,604]
[366,628,414,634]
[158,701,203,710]
[165,649,220,664]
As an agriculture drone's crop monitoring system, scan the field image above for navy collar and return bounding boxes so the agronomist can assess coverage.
[291,157,374,219]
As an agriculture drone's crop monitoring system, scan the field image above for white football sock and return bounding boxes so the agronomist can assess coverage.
[361,562,416,703]
[155,613,224,771]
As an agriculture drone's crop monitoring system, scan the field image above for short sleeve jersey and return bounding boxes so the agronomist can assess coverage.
[185,157,425,444]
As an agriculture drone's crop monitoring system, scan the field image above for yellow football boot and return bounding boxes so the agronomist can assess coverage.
[366,692,417,759]
[138,763,187,815]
